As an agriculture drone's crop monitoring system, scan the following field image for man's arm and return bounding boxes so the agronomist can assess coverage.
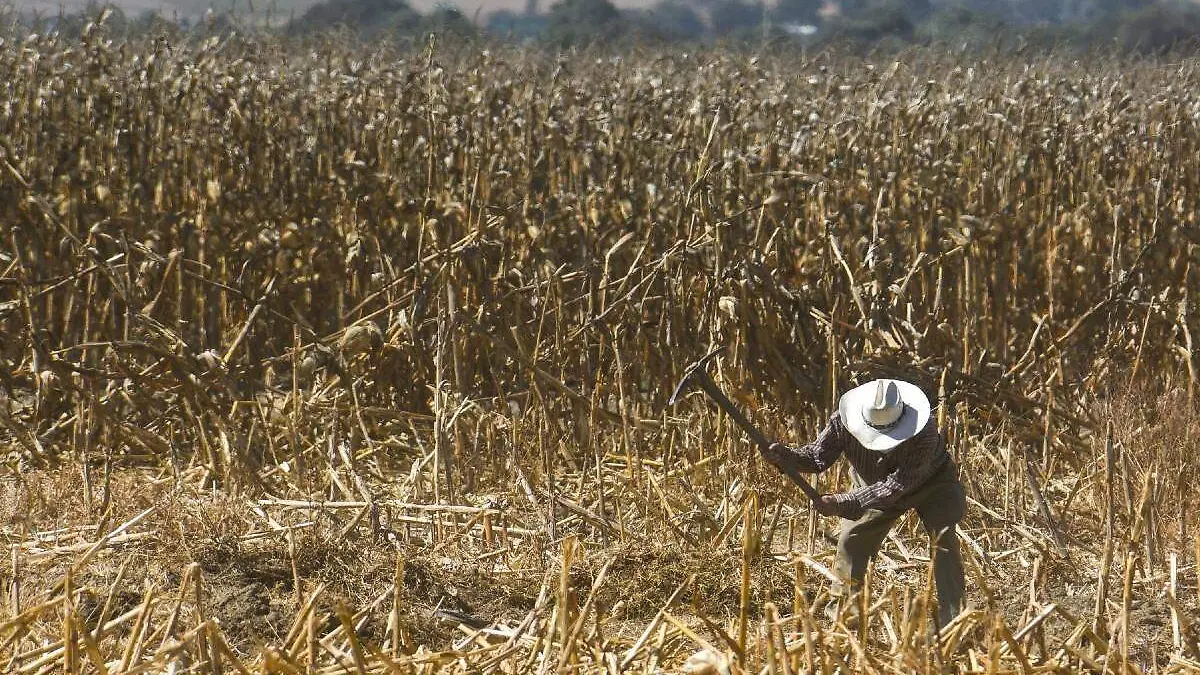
[827,423,945,519]
[762,413,846,476]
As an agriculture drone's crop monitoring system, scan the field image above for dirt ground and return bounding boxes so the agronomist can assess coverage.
[2,465,1194,669]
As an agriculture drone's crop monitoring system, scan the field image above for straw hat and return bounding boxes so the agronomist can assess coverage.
[838,379,931,452]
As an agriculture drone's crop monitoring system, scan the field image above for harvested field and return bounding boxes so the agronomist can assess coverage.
[1,24,1200,673]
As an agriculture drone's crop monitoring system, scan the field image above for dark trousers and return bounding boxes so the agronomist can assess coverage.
[831,461,967,628]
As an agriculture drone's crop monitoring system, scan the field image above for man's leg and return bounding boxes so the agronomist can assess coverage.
[914,471,967,629]
[831,508,902,609]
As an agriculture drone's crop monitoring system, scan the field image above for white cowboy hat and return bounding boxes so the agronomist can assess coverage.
[838,379,931,452]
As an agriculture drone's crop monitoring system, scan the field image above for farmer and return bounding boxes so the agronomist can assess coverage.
[762,379,965,628]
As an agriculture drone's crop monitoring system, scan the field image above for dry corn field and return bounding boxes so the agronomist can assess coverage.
[2,21,1200,674]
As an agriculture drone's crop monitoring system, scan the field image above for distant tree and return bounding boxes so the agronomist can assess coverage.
[1060,0,1152,24]
[825,0,932,42]
[1005,0,1069,24]
[545,0,623,46]
[487,9,547,38]
[837,0,930,20]
[917,2,1010,47]
[836,0,869,15]
[125,10,184,37]
[417,6,476,38]
[636,1,706,40]
[487,8,518,29]
[772,0,823,26]
[290,0,419,36]
[708,0,764,38]
[1110,3,1200,53]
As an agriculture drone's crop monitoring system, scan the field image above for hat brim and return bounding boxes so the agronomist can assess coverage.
[838,380,932,451]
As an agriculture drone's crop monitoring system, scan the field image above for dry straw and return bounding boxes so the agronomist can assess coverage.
[0,18,1199,674]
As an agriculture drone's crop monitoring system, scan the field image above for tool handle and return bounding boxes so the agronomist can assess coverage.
[695,376,822,503]
[772,460,823,503]
[696,376,770,447]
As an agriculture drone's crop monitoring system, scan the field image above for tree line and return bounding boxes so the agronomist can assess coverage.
[19,0,1200,54]
[298,0,1200,52]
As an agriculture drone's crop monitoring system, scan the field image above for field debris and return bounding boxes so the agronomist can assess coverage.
[1,25,1200,675]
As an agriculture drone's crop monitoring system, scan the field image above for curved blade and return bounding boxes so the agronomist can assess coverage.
[668,345,725,405]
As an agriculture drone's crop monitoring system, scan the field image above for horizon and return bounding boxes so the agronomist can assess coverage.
[10,0,665,20]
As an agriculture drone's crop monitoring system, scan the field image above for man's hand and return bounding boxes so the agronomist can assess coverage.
[813,495,842,518]
[759,441,787,464]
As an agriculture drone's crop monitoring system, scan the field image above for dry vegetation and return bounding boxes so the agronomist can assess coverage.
[1,21,1200,673]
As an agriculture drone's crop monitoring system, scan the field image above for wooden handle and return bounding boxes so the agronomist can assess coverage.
[693,370,821,503]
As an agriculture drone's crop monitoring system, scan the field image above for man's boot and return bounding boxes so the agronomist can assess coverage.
[823,593,863,629]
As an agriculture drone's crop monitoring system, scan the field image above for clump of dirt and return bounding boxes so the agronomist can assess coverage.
[183,527,392,649]
[76,586,143,633]
[205,577,285,645]
[396,554,543,648]
[182,527,549,653]
[591,543,798,621]
[187,538,300,648]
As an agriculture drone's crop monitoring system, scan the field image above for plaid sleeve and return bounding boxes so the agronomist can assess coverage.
[829,422,945,519]
[764,414,847,475]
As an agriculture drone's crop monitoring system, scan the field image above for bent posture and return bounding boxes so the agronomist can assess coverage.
[764,379,966,628]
